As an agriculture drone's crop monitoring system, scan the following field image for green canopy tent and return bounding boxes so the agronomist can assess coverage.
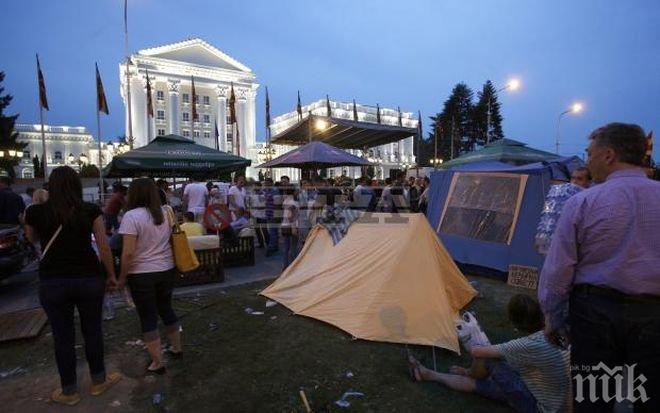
[440,138,560,169]
[103,134,251,178]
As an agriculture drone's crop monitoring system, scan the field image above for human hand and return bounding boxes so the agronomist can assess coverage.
[544,325,570,349]
[116,277,127,291]
[106,276,118,292]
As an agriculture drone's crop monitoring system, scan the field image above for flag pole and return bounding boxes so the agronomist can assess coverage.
[39,104,47,181]
[96,102,103,205]
[124,0,134,149]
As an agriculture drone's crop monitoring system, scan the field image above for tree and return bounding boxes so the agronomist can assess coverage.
[79,164,100,178]
[428,83,475,161]
[472,80,503,145]
[0,72,27,178]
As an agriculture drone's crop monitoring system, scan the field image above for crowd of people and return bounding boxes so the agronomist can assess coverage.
[0,122,657,411]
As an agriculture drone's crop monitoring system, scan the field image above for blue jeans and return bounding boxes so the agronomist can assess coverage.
[39,277,106,395]
[282,233,299,269]
[475,361,538,413]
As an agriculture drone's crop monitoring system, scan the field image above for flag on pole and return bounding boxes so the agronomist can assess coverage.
[397,106,402,127]
[229,83,237,125]
[376,103,381,124]
[214,121,220,150]
[36,54,49,111]
[353,99,358,121]
[191,75,198,121]
[145,70,153,117]
[326,94,332,117]
[95,63,109,115]
[265,86,271,127]
[124,0,128,36]
[417,111,423,138]
[296,91,302,120]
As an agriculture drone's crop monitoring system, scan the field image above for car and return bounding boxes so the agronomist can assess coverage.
[0,224,26,280]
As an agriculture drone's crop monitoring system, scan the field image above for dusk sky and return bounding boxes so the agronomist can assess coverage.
[1,0,658,158]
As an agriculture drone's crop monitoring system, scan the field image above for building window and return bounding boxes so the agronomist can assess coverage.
[182,93,190,103]
[157,110,165,120]
[193,130,200,138]
[157,129,165,136]
[23,150,30,159]
[203,131,210,139]
[203,96,210,105]
[54,151,62,160]
[22,169,33,179]
[203,114,210,124]
[182,112,190,122]
[182,130,190,137]
[157,90,164,101]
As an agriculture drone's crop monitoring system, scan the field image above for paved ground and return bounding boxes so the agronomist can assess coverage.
[0,246,284,316]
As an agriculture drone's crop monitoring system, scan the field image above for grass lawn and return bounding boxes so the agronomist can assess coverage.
[0,276,530,412]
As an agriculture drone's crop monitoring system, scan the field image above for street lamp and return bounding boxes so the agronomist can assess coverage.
[79,153,88,165]
[430,158,443,169]
[555,101,584,154]
[487,77,521,144]
[68,153,75,164]
[315,119,329,131]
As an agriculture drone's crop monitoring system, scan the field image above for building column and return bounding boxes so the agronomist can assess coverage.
[129,72,147,148]
[168,80,180,135]
[246,89,257,149]
[216,85,228,151]
[237,88,248,157]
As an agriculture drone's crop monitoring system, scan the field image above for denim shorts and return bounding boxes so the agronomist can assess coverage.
[475,361,538,413]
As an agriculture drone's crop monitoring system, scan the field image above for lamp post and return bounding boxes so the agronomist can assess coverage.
[430,158,443,169]
[555,102,583,155]
[487,78,520,144]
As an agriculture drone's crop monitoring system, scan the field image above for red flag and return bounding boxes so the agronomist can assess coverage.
[229,83,237,125]
[214,121,220,150]
[397,106,402,127]
[376,103,381,124]
[326,94,332,117]
[95,63,109,115]
[353,99,358,121]
[36,54,49,111]
[145,70,153,117]
[296,91,302,120]
[191,75,198,121]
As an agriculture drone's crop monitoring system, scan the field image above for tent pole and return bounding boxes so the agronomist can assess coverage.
[432,346,437,372]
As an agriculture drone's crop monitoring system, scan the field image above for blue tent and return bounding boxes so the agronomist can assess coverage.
[426,156,583,275]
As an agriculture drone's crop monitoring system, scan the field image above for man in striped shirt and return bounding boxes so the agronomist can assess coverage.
[409,295,571,412]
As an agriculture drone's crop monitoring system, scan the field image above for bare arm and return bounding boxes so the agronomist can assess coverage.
[118,234,137,288]
[24,224,38,244]
[470,345,502,359]
[92,217,117,291]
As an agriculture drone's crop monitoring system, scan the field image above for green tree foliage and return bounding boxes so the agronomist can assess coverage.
[79,164,100,178]
[473,80,504,145]
[0,72,27,178]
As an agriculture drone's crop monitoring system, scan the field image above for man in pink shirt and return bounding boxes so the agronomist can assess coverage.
[538,123,660,412]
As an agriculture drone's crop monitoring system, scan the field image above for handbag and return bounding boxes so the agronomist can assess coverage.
[40,225,63,260]
[165,206,200,273]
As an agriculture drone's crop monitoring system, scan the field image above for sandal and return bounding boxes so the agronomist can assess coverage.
[145,362,167,376]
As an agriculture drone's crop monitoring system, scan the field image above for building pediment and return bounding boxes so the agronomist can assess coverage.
[138,38,251,73]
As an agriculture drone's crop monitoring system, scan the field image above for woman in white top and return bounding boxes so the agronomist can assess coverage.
[117,178,181,375]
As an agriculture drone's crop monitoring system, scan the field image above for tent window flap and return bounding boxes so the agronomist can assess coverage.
[437,172,528,244]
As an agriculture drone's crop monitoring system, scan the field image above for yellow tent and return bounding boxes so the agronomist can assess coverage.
[261,213,476,353]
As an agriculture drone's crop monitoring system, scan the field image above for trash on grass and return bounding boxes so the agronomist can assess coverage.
[270,316,277,320]
[265,300,278,308]
[152,393,164,405]
[0,367,27,379]
[345,371,354,378]
[335,391,364,408]
[244,307,264,315]
[125,339,145,347]
[209,322,218,331]
[110,400,121,407]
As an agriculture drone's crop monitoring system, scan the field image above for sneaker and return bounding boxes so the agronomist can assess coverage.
[51,389,81,406]
[90,372,123,396]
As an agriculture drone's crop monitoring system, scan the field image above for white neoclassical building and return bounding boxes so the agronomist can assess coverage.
[14,124,121,178]
[256,99,417,181]
[119,38,258,164]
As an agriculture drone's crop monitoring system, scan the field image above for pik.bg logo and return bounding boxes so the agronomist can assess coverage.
[573,363,650,404]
